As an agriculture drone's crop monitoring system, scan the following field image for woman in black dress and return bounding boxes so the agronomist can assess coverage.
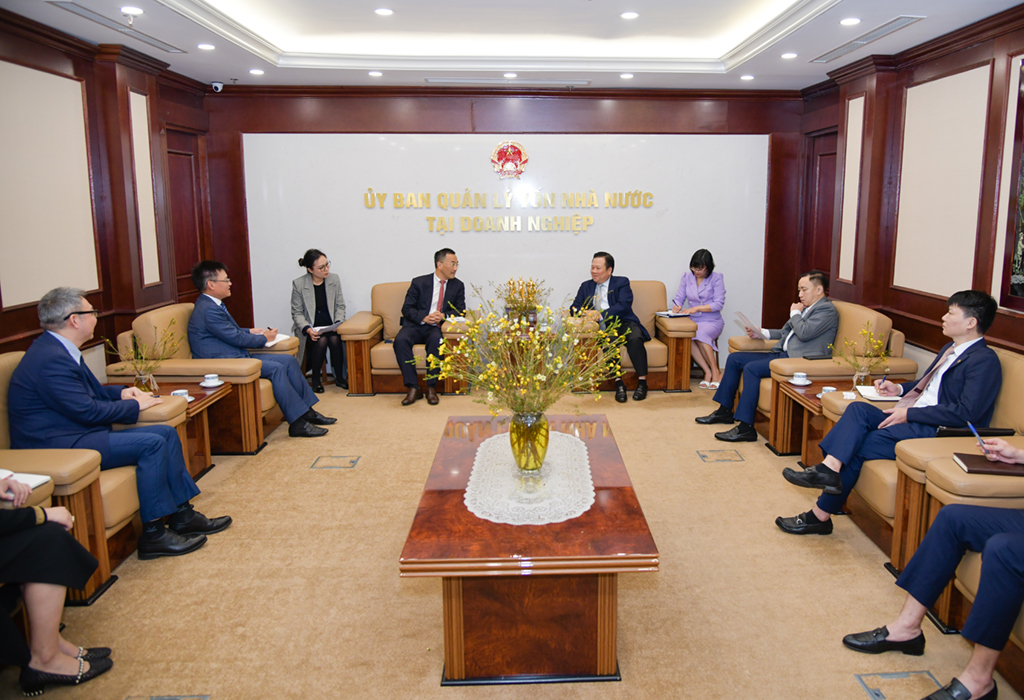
[290,248,348,392]
[1,476,113,695]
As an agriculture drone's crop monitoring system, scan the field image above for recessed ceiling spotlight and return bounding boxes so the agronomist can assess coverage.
[368,71,383,77]
[620,73,634,79]
[249,69,264,75]
[781,52,797,59]
[375,8,393,15]
[120,6,143,15]
[503,72,517,78]
[621,12,638,19]
[197,43,215,51]
[740,75,754,81]
[840,17,861,26]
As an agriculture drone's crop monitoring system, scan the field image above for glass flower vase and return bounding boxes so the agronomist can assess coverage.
[134,372,158,393]
[853,367,872,386]
[509,412,549,472]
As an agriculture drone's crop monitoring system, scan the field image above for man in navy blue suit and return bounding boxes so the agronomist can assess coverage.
[394,248,466,406]
[571,251,650,403]
[777,290,1002,536]
[8,287,231,560]
[188,261,335,438]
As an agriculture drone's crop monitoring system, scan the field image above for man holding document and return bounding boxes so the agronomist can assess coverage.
[696,271,838,442]
[776,290,1001,535]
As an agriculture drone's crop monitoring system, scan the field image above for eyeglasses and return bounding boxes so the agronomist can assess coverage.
[211,277,231,284]
[63,309,98,320]
[315,261,331,272]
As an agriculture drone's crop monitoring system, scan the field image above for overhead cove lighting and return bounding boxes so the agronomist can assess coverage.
[197,43,215,50]
[840,17,862,26]
[120,6,143,14]
[620,12,638,20]
[781,52,797,59]
[368,71,383,77]
[249,68,264,75]
[620,73,634,79]
[503,72,517,78]
[375,8,393,16]
[740,75,754,81]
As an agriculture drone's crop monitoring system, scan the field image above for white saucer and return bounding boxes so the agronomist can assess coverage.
[788,378,812,386]
[186,395,195,403]
[199,380,224,388]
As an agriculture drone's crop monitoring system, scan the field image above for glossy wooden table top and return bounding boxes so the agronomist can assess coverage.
[400,415,659,577]
[154,382,232,418]
[778,379,852,412]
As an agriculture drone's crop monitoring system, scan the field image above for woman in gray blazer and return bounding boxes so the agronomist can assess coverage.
[291,249,347,392]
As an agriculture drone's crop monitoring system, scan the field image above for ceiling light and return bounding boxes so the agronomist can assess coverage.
[620,73,634,79]
[840,17,861,26]
[120,6,143,15]
[620,12,638,19]
[781,52,797,59]
[375,8,393,15]
[740,75,754,81]
[369,71,383,77]
[249,69,264,75]
[197,43,215,50]
[503,72,517,78]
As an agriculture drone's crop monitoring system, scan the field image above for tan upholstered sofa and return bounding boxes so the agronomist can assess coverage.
[0,350,187,601]
[106,303,299,452]
[727,301,917,433]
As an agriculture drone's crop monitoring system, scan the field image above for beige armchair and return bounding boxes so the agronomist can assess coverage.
[106,303,299,452]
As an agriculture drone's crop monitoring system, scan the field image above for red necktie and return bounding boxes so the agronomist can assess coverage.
[436,280,446,314]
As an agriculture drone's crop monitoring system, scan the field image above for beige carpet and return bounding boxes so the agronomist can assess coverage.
[2,388,1020,700]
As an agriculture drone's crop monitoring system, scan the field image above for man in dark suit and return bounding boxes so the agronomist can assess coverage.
[8,287,231,560]
[777,290,1002,536]
[570,251,650,403]
[697,270,839,441]
[394,248,466,406]
[187,261,335,438]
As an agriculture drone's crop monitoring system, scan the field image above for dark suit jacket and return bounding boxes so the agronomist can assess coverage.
[570,275,651,341]
[400,274,466,326]
[7,332,139,462]
[188,294,268,359]
[900,339,1001,428]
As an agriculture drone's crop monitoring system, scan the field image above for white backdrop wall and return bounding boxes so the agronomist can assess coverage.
[243,134,770,348]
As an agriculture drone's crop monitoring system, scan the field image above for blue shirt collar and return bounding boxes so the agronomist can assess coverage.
[47,330,82,363]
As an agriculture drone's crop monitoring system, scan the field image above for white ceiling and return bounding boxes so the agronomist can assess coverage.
[1,0,1020,90]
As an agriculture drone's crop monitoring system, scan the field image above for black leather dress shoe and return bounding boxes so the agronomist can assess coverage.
[615,384,628,403]
[402,387,423,406]
[338,378,348,390]
[696,409,734,425]
[288,419,328,438]
[633,383,648,401]
[311,383,325,394]
[783,464,842,494]
[425,386,439,405]
[169,509,233,536]
[842,626,925,656]
[20,656,113,696]
[923,678,997,700]
[715,425,756,442]
[305,409,337,425]
[137,529,207,560]
[775,510,833,535]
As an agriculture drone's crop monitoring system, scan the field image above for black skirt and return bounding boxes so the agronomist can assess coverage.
[0,522,98,589]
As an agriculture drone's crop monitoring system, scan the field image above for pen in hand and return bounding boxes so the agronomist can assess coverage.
[967,422,991,455]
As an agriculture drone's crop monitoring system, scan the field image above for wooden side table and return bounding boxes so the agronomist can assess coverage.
[768,379,847,466]
[155,382,232,478]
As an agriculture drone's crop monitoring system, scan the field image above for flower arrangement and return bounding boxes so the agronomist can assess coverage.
[829,321,891,375]
[105,318,182,392]
[429,282,627,417]
[502,277,549,321]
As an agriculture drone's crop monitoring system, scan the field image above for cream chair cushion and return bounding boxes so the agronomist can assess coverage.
[629,280,665,340]
[855,460,899,521]
[0,351,24,449]
[99,467,138,534]
[370,342,426,371]
[133,303,194,359]
[372,282,410,341]
[990,347,1024,434]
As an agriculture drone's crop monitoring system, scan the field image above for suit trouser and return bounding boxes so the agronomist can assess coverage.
[394,324,443,388]
[815,402,936,514]
[104,425,200,522]
[615,320,648,378]
[896,504,1024,650]
[711,351,787,425]
[255,353,318,424]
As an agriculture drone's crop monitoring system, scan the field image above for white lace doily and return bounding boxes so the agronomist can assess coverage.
[464,430,595,526]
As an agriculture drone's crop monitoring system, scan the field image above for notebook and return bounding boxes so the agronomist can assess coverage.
[0,469,52,489]
[952,452,1024,477]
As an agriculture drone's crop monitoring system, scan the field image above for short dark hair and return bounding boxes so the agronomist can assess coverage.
[192,260,227,291]
[947,290,997,334]
[434,248,456,268]
[800,270,829,293]
[299,248,326,269]
[593,251,614,271]
[689,249,715,275]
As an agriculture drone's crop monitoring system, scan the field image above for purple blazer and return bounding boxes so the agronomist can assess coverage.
[672,270,725,316]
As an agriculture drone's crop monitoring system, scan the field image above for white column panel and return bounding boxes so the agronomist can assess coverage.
[837,95,864,283]
[129,90,161,286]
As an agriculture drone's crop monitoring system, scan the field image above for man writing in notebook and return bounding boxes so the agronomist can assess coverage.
[776,290,1001,535]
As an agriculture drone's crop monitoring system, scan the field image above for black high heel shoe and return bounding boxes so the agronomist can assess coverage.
[20,656,113,696]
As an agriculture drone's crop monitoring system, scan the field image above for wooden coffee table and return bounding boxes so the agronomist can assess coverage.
[768,379,850,467]
[156,382,232,478]
[399,414,659,685]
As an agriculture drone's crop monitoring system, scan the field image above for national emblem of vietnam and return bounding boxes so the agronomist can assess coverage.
[490,141,529,179]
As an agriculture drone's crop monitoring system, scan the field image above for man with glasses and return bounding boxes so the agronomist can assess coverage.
[8,287,231,560]
[394,248,465,406]
[188,260,335,438]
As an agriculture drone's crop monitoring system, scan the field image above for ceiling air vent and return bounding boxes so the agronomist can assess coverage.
[811,15,924,63]
[48,1,185,53]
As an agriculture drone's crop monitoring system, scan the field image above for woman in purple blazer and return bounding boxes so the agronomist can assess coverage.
[672,249,726,388]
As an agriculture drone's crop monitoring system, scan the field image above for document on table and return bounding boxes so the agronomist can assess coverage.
[312,321,342,333]
[855,385,900,402]
[655,311,690,317]
[264,332,292,347]
[0,469,51,489]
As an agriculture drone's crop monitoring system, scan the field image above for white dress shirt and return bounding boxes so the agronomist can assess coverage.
[425,273,445,324]
[913,337,982,408]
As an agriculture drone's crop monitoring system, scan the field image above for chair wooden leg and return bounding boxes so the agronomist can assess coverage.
[59,480,113,603]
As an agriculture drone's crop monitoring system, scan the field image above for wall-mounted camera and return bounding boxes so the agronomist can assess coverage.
[211,81,224,93]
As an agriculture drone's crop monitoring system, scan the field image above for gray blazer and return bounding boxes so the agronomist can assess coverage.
[766,297,839,359]
[290,272,346,365]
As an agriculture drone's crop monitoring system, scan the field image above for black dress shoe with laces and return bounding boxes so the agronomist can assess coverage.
[783,463,842,494]
[137,529,207,560]
[305,409,337,425]
[615,384,628,403]
[288,419,328,438]
[775,510,833,535]
[842,626,925,656]
[923,678,997,700]
[169,507,232,536]
[715,424,757,442]
[696,408,734,425]
[633,383,648,401]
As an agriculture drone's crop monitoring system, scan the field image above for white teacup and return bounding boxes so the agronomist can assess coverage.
[821,386,837,394]
[204,374,219,384]
[793,372,808,383]
[170,389,189,398]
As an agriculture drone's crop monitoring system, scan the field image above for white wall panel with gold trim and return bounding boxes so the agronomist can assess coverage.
[837,95,865,284]
[129,90,161,286]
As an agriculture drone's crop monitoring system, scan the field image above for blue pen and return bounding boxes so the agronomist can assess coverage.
[967,422,991,455]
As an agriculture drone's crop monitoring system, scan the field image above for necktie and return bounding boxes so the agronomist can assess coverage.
[436,280,446,314]
[895,345,956,410]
